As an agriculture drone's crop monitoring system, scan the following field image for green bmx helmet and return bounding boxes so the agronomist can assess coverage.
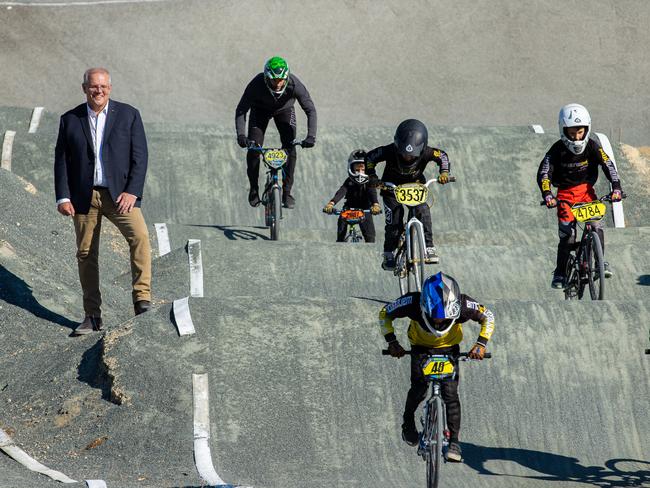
[264,56,290,96]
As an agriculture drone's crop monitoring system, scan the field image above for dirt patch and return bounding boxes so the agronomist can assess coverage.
[54,397,82,428]
[620,144,650,191]
[101,323,135,406]
[0,239,16,259]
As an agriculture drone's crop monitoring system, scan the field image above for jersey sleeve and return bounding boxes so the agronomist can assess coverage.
[537,150,555,198]
[330,180,349,204]
[292,75,317,139]
[460,295,495,346]
[365,145,388,177]
[235,78,256,137]
[378,293,418,343]
[367,184,379,205]
[430,147,450,173]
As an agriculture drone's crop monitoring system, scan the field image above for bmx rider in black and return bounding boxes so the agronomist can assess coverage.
[323,150,381,242]
[365,119,451,270]
[235,56,317,209]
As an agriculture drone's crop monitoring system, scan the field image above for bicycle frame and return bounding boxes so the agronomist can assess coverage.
[326,208,377,243]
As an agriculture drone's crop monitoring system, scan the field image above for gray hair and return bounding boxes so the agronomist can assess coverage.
[83,68,111,86]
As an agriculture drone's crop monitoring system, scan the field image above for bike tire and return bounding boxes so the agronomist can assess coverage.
[409,224,426,292]
[564,254,578,300]
[270,186,281,241]
[396,248,408,295]
[587,231,605,300]
[426,396,444,488]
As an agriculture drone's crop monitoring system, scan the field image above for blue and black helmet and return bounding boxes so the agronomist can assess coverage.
[420,272,461,337]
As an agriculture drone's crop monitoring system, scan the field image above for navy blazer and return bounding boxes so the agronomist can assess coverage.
[54,100,148,214]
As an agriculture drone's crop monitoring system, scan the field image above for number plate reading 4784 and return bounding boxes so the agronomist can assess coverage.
[571,201,606,222]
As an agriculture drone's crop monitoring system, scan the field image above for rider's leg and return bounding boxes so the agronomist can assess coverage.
[404,350,428,427]
[274,108,297,201]
[360,216,376,243]
[383,193,404,253]
[246,110,271,201]
[556,219,575,275]
[336,216,347,242]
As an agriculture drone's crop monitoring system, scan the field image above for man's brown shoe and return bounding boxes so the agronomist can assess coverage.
[134,300,151,315]
[72,316,102,336]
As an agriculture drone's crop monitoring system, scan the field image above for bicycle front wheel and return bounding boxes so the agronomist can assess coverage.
[269,186,281,241]
[408,224,426,292]
[426,396,444,488]
[587,231,605,300]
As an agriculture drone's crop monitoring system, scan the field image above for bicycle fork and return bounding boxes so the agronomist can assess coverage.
[418,384,449,459]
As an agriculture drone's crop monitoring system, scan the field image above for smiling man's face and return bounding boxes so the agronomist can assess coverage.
[83,70,112,113]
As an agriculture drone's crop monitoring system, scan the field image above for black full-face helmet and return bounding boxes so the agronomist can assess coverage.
[393,119,428,174]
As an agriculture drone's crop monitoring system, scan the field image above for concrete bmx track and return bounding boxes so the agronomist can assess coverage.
[1,1,649,487]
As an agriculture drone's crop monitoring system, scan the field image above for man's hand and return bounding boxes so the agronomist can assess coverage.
[116,192,137,214]
[371,203,381,215]
[237,134,248,148]
[301,136,316,148]
[545,194,557,208]
[438,171,450,185]
[468,343,486,360]
[388,340,406,358]
[57,202,75,217]
[323,202,335,214]
[610,189,622,202]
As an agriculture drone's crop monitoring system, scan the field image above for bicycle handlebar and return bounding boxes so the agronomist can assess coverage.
[539,192,628,206]
[323,208,382,216]
[381,350,492,359]
[380,176,457,190]
[246,140,304,151]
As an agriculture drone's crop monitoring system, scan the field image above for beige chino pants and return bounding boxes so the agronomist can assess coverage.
[73,188,152,317]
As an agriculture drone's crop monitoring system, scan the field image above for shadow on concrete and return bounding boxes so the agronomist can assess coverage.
[637,275,650,286]
[0,265,77,330]
[190,224,269,241]
[463,442,650,487]
[351,296,390,305]
[77,339,114,403]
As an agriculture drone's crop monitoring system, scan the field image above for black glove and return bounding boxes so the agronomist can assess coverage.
[301,136,316,148]
[237,134,248,148]
[388,340,406,358]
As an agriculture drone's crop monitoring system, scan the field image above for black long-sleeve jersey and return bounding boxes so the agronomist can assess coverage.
[329,178,379,209]
[379,292,495,349]
[366,144,450,185]
[235,73,317,138]
[537,137,621,197]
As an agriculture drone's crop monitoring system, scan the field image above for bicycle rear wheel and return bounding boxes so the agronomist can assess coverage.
[587,231,605,300]
[269,186,281,241]
[426,396,444,488]
[409,224,426,292]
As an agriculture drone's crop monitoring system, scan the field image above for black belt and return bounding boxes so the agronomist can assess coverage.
[93,186,108,190]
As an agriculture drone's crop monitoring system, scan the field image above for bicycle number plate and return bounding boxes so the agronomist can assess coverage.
[263,149,288,169]
[394,183,428,206]
[571,201,606,222]
[341,209,365,223]
[422,356,455,378]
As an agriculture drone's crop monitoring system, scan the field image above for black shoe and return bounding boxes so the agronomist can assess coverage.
[446,442,462,462]
[603,261,613,279]
[382,252,396,271]
[248,188,261,207]
[283,193,295,209]
[72,316,102,336]
[134,300,151,315]
[551,271,565,289]
[401,421,419,447]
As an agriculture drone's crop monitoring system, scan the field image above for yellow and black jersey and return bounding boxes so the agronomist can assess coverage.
[378,292,494,349]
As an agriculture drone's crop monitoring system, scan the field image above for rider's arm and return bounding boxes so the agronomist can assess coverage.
[591,140,622,191]
[461,295,495,347]
[367,184,379,205]
[330,180,349,205]
[537,151,555,199]
[291,75,317,140]
[378,293,419,343]
[365,145,389,178]
[235,78,255,137]
[429,147,450,174]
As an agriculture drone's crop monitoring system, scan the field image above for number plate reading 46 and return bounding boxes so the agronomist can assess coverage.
[571,201,606,222]
[394,183,428,206]
[422,357,455,377]
[264,149,288,168]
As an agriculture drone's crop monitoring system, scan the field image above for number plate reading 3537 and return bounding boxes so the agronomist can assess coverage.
[422,357,455,377]
[394,183,428,206]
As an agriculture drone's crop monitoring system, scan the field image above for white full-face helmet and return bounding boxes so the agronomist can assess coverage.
[559,103,591,155]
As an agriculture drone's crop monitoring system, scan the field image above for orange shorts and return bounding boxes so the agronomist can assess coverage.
[556,183,597,223]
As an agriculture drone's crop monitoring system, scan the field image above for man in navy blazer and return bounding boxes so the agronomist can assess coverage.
[55,67,152,335]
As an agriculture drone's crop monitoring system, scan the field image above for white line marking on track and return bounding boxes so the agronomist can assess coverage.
[1,130,16,171]
[172,297,196,336]
[154,223,171,256]
[28,107,44,133]
[0,0,170,6]
[531,124,544,133]
[0,428,77,483]
[192,373,227,486]
[86,480,108,488]
[595,132,625,228]
[188,239,204,298]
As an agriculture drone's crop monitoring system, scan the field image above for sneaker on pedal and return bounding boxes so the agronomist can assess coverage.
[382,252,396,271]
[551,271,565,289]
[425,246,439,264]
[401,421,418,447]
[603,261,613,279]
[248,187,261,207]
[446,442,462,462]
[283,193,296,209]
